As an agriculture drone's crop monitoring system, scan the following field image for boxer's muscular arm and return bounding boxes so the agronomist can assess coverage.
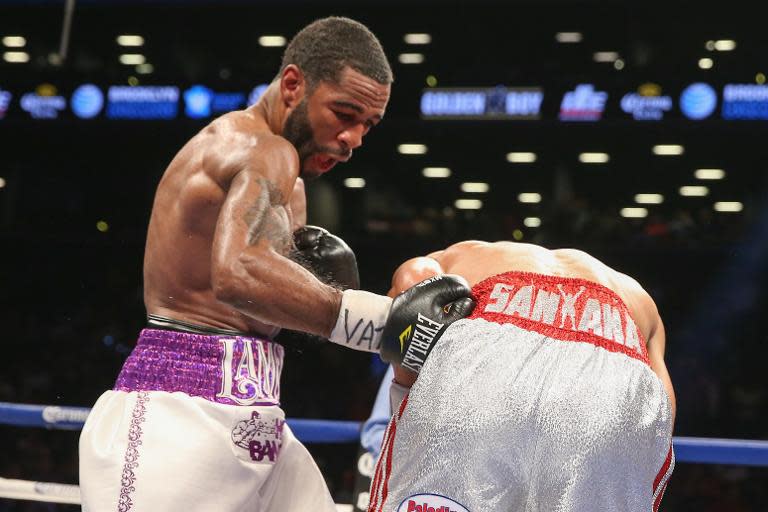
[289,177,307,231]
[646,312,676,424]
[623,277,676,423]
[210,138,341,337]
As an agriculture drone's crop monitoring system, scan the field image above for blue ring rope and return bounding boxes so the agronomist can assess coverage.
[1,402,766,466]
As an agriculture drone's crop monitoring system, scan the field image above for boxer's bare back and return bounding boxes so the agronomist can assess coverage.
[391,240,676,416]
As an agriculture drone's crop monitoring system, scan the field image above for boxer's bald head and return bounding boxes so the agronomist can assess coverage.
[389,257,445,298]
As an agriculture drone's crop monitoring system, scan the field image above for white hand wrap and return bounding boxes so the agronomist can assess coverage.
[328,289,392,353]
[389,380,409,415]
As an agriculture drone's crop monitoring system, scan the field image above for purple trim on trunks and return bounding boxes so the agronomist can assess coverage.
[114,329,284,406]
[117,391,149,512]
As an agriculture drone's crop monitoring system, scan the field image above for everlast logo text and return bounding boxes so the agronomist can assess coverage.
[401,313,444,373]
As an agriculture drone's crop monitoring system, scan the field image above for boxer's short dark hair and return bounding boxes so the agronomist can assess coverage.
[279,16,393,89]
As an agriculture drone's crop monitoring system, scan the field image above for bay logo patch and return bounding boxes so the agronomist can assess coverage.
[397,493,470,512]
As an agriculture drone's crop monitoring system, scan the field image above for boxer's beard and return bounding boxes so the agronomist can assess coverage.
[282,99,322,179]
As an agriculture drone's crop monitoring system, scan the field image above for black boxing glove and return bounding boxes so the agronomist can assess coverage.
[380,274,475,373]
[293,225,360,290]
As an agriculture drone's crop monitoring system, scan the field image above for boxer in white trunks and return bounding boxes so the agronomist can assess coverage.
[79,17,406,512]
[372,240,676,512]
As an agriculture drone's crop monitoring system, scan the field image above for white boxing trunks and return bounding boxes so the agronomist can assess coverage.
[369,271,674,512]
[79,328,337,512]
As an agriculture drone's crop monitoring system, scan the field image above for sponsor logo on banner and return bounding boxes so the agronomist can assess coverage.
[106,85,179,120]
[722,84,768,120]
[71,84,104,119]
[621,83,672,120]
[211,91,245,112]
[559,84,608,121]
[248,84,270,106]
[21,84,67,119]
[504,88,543,118]
[184,84,214,118]
[397,493,470,512]
[420,87,543,119]
[184,85,247,119]
[680,82,717,120]
[0,88,11,119]
[41,406,91,425]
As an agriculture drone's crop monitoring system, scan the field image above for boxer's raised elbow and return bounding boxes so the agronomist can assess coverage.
[211,255,251,304]
[211,252,272,312]
[211,264,243,306]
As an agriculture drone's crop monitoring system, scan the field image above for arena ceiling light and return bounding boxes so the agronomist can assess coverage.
[2,36,26,47]
[258,35,286,47]
[344,177,366,188]
[714,201,743,212]
[422,167,451,178]
[398,144,427,155]
[634,193,664,204]
[555,32,582,43]
[398,53,425,64]
[0,177,6,189]
[455,199,482,210]
[679,185,709,197]
[593,51,619,63]
[620,207,648,218]
[404,33,431,45]
[578,152,610,163]
[518,192,542,204]
[116,35,144,47]
[699,58,714,70]
[652,144,684,156]
[695,168,726,180]
[524,217,542,228]
[714,40,737,51]
[3,51,29,63]
[136,63,154,74]
[119,54,146,65]
[506,152,537,163]
[460,182,490,193]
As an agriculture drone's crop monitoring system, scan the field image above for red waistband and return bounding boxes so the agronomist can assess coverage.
[469,271,650,364]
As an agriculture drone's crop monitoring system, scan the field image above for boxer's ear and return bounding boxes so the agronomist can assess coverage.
[279,64,306,109]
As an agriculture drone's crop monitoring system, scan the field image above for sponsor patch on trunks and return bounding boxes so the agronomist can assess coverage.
[231,410,284,463]
[397,493,470,512]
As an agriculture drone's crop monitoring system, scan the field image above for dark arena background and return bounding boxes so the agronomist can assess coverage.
[1,0,767,510]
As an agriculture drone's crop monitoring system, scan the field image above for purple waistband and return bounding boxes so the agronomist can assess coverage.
[115,328,284,406]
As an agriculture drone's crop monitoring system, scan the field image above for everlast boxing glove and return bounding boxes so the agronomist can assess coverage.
[293,225,360,290]
[379,275,475,373]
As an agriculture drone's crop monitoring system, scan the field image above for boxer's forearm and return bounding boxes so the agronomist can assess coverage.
[214,241,342,337]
